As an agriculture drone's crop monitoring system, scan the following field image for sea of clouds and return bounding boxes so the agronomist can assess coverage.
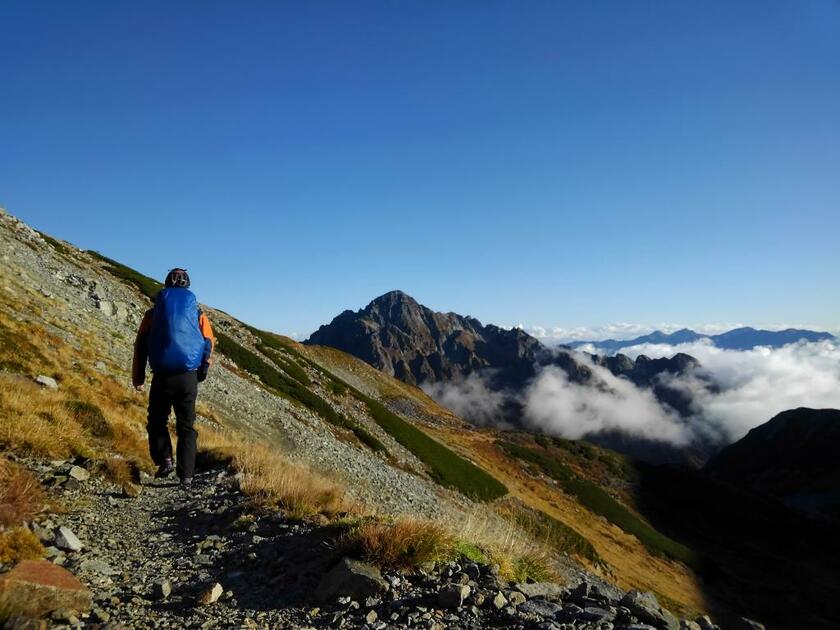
[423,338,840,449]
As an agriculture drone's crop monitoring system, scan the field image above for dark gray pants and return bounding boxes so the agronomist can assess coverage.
[147,371,198,481]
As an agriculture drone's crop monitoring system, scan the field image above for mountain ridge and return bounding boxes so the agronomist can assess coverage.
[568,326,835,353]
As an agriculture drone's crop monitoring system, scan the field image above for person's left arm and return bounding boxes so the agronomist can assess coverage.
[197,311,215,382]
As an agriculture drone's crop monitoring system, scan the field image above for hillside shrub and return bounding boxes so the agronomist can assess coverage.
[499,441,695,565]
[0,528,44,565]
[0,461,45,527]
[341,518,456,570]
[88,252,163,300]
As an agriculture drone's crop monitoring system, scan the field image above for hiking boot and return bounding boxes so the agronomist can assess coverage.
[155,459,175,479]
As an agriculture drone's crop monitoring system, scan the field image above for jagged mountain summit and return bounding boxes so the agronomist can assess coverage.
[307,290,544,386]
[568,326,835,354]
[307,291,715,464]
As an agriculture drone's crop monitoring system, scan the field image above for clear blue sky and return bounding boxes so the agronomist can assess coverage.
[2,1,838,339]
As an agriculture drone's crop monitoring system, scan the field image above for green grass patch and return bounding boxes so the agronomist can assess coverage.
[297,364,507,502]
[88,251,163,300]
[500,441,695,565]
[37,231,75,259]
[245,326,312,385]
[359,394,507,502]
[454,540,488,564]
[500,501,601,564]
[215,332,387,454]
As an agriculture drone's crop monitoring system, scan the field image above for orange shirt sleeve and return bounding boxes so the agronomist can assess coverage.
[199,312,215,361]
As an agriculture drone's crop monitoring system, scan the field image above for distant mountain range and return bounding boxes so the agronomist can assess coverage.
[307,291,716,464]
[567,326,835,353]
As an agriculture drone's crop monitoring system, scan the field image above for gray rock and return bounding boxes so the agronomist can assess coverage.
[153,580,172,600]
[516,581,564,600]
[620,591,679,630]
[438,584,471,608]
[68,465,89,481]
[519,599,563,618]
[54,526,83,552]
[580,606,614,622]
[317,558,388,602]
[34,375,58,390]
[198,582,223,605]
[681,621,702,630]
[508,591,527,606]
[491,591,508,610]
[695,616,718,630]
[731,618,765,630]
[79,559,117,576]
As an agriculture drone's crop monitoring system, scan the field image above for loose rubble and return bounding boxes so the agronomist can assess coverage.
[0,457,748,629]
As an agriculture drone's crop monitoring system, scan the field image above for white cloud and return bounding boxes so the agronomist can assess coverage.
[421,373,510,427]
[620,339,840,442]
[522,356,692,445]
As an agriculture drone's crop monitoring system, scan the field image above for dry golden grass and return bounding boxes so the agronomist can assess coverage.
[198,429,351,520]
[429,424,708,616]
[0,527,44,565]
[341,518,456,570]
[0,460,45,528]
[102,457,140,486]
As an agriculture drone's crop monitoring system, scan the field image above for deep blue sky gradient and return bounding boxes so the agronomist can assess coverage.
[2,2,838,338]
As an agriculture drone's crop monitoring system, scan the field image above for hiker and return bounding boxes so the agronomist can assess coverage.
[131,268,215,488]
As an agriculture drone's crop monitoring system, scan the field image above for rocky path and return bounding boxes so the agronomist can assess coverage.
[5,457,735,630]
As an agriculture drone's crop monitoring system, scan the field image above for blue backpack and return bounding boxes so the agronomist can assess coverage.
[147,287,209,373]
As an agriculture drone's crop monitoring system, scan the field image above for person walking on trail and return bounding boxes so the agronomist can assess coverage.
[131,268,215,488]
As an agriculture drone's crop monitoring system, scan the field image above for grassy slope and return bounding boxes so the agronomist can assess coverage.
[14,237,706,613]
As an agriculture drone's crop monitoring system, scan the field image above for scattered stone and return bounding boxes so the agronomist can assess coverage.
[620,590,679,630]
[153,580,172,600]
[516,581,564,600]
[198,582,224,605]
[317,558,388,602]
[519,599,563,618]
[365,610,378,624]
[438,584,471,608]
[508,591,527,606]
[681,621,702,630]
[491,591,508,610]
[0,560,92,617]
[731,618,766,630]
[79,559,117,576]
[68,465,90,481]
[54,526,83,552]
[695,616,718,630]
[34,375,58,390]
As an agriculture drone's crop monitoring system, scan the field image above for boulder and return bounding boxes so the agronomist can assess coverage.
[620,591,679,630]
[54,527,82,552]
[695,616,718,630]
[515,582,564,600]
[68,466,89,482]
[491,591,508,610]
[0,560,92,617]
[438,584,471,608]
[681,621,702,630]
[198,582,223,605]
[316,558,388,602]
[508,590,527,606]
[34,376,58,390]
[519,599,563,618]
